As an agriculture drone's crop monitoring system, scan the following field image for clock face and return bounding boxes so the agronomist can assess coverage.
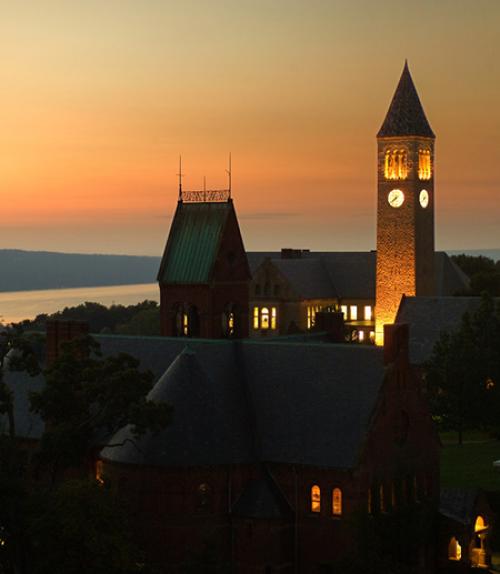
[388,189,404,208]
[419,189,429,208]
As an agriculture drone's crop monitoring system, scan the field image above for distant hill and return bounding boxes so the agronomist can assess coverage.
[0,250,161,292]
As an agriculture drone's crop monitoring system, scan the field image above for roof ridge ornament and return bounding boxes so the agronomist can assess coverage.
[179,154,232,203]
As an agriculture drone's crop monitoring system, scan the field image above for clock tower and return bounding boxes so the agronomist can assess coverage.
[375,62,435,345]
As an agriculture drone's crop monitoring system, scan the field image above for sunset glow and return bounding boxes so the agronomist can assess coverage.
[1,0,499,255]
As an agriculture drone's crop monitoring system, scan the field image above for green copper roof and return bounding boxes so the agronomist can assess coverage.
[158,201,232,284]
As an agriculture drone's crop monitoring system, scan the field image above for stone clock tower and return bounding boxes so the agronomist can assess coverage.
[375,62,435,344]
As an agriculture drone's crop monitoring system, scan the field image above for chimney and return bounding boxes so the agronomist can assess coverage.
[280,248,310,260]
[314,311,345,343]
[46,320,89,367]
[383,323,409,366]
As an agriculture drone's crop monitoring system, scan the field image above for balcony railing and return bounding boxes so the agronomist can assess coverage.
[180,189,231,203]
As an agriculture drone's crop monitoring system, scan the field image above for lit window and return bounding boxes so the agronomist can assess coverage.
[311,485,321,513]
[227,312,235,336]
[182,313,189,336]
[475,516,487,532]
[384,148,408,180]
[96,460,105,486]
[261,307,270,329]
[364,306,372,321]
[349,305,357,320]
[253,307,259,329]
[307,306,312,329]
[448,537,462,561]
[271,307,277,330]
[418,149,431,180]
[332,488,342,516]
[358,330,365,342]
[340,305,348,319]
[379,484,385,513]
[369,331,375,343]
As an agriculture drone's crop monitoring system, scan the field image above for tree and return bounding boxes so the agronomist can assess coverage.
[425,293,500,443]
[30,335,171,479]
[452,254,500,296]
[0,329,171,574]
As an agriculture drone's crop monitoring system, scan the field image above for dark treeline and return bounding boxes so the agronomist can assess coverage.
[452,254,500,296]
[17,300,161,336]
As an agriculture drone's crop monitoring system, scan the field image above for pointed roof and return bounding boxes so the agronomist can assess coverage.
[377,62,435,138]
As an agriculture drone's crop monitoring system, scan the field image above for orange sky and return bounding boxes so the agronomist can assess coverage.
[1,0,499,255]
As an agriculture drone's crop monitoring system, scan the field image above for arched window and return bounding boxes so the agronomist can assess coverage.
[261,307,270,329]
[379,483,386,513]
[95,460,105,486]
[196,483,212,512]
[448,537,462,561]
[222,304,236,338]
[332,488,342,516]
[384,148,408,180]
[475,515,487,532]
[418,149,431,180]
[311,485,321,513]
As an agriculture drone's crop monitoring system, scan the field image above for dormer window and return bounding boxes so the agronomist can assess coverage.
[384,148,408,180]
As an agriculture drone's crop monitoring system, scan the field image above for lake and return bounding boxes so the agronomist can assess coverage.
[0,283,159,324]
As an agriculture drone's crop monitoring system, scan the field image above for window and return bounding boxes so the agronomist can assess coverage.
[271,307,277,330]
[379,484,385,513]
[369,331,375,343]
[332,488,342,516]
[261,307,270,329]
[196,483,212,512]
[95,460,105,486]
[384,148,408,180]
[253,306,278,331]
[253,306,259,329]
[358,330,365,342]
[364,305,372,321]
[349,305,358,321]
[340,305,348,319]
[475,516,487,532]
[307,305,323,329]
[418,148,431,180]
[448,537,462,561]
[182,313,189,336]
[311,485,321,513]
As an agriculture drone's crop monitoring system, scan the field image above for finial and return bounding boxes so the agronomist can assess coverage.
[177,155,183,200]
[226,153,232,198]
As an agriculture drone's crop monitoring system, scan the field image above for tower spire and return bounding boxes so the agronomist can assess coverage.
[377,62,434,138]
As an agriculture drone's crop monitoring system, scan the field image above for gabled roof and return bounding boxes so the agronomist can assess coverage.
[377,62,435,138]
[157,200,233,284]
[396,296,485,364]
[440,487,482,526]
[248,251,468,301]
[98,336,385,469]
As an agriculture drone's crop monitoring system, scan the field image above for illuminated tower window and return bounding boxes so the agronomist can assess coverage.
[364,305,372,321]
[418,149,431,180]
[332,488,342,516]
[384,148,408,180]
[340,305,348,319]
[311,485,321,513]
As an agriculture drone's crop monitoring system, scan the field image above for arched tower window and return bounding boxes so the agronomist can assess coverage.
[311,485,321,513]
[418,148,431,180]
[261,307,270,329]
[384,148,408,180]
[475,516,487,532]
[332,488,342,516]
[448,537,462,561]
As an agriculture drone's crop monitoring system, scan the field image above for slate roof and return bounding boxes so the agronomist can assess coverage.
[395,296,484,365]
[440,488,481,526]
[248,251,468,301]
[100,336,385,469]
[157,200,233,284]
[377,62,435,138]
